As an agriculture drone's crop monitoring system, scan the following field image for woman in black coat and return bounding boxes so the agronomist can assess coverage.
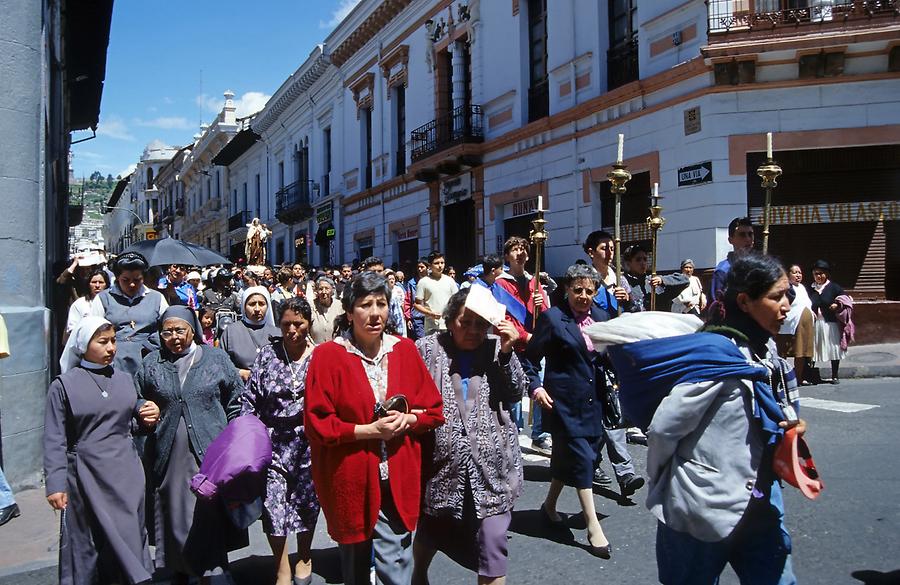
[809,259,847,383]
[136,306,246,585]
[526,264,612,559]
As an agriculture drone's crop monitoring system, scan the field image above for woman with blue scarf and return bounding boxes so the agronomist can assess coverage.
[614,254,807,584]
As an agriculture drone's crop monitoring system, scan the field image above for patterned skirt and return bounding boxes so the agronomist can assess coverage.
[262,425,320,536]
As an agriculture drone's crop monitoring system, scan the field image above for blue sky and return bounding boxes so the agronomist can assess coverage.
[70,0,362,180]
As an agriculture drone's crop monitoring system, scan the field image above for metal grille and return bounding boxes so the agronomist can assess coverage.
[708,0,897,34]
[410,104,484,162]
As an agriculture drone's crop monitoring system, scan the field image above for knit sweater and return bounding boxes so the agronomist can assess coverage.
[304,336,444,544]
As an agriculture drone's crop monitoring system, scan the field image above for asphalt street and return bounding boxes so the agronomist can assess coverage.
[3,377,898,585]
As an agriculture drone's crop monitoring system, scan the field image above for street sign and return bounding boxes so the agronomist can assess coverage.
[677,162,713,187]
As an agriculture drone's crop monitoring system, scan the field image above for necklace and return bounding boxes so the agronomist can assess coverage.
[284,341,310,398]
[83,370,110,399]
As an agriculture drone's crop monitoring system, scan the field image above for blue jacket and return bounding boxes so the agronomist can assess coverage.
[524,303,610,438]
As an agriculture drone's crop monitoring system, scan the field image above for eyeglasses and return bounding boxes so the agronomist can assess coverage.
[571,287,596,296]
[160,328,189,339]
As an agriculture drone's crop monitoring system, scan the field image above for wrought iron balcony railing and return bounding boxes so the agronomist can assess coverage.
[228,210,252,233]
[275,180,313,225]
[709,0,899,35]
[607,38,640,91]
[410,104,484,163]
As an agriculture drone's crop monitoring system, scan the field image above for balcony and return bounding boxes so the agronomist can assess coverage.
[228,210,252,237]
[410,104,484,164]
[607,38,639,91]
[275,180,314,225]
[708,0,900,40]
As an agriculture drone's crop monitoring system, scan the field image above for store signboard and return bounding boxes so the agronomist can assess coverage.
[749,200,900,225]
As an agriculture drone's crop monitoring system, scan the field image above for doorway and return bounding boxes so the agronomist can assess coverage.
[443,198,476,272]
[397,238,419,274]
[503,214,538,274]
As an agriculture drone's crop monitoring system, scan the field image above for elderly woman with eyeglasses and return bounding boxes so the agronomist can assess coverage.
[526,264,614,559]
[136,306,247,585]
[411,287,527,585]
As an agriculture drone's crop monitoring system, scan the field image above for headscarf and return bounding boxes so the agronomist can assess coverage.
[240,286,275,327]
[159,306,204,361]
[60,316,112,373]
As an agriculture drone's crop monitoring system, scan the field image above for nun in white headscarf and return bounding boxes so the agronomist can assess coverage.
[44,316,158,584]
[220,285,279,380]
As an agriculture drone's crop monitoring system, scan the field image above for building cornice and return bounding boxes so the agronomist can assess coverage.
[252,47,332,134]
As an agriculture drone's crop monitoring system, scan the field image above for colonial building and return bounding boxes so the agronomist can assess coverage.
[0,0,114,489]
[177,92,239,254]
[211,0,900,340]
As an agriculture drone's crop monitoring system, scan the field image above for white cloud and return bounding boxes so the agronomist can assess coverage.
[319,0,362,29]
[134,116,194,130]
[196,91,272,118]
[162,96,175,105]
[97,115,135,141]
[74,150,103,160]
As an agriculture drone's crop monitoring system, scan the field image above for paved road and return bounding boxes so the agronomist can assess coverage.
[3,378,898,584]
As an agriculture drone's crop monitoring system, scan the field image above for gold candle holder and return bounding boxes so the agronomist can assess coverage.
[607,163,632,315]
[529,206,548,324]
[646,190,666,311]
[757,157,782,255]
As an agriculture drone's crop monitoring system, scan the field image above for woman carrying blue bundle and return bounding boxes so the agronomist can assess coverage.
[607,253,808,584]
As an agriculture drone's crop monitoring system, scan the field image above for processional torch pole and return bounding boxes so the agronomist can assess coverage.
[529,194,548,330]
[527,194,548,427]
[758,132,783,255]
[647,182,666,311]
[607,134,632,316]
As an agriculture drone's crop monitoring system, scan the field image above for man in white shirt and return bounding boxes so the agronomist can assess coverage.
[413,251,459,334]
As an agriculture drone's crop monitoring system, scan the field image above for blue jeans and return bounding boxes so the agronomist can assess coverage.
[0,466,15,509]
[656,482,796,585]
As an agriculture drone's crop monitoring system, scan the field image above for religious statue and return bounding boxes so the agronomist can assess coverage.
[245,218,271,266]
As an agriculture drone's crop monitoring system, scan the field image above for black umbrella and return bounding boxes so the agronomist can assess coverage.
[122,237,231,267]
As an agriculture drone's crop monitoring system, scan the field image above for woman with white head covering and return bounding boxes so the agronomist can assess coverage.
[220,285,280,381]
[44,316,159,584]
[135,306,247,584]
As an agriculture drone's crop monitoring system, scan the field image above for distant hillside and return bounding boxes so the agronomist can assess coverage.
[70,171,119,221]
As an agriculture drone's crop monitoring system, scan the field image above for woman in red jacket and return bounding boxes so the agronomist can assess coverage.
[305,272,444,585]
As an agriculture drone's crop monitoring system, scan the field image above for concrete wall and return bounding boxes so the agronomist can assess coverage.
[0,0,52,489]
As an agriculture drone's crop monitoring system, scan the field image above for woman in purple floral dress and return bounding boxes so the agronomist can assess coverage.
[242,296,320,585]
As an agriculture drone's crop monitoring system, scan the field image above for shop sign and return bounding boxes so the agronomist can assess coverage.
[326,227,336,239]
[441,174,471,204]
[146,231,158,240]
[396,226,419,241]
[317,203,333,223]
[510,197,539,218]
[749,200,900,225]
[601,222,651,242]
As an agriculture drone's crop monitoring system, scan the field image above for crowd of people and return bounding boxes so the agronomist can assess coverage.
[22,216,855,584]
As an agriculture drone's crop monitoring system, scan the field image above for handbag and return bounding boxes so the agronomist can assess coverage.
[600,367,626,430]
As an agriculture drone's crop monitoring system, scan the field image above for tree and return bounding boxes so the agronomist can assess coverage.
[106,174,114,187]
[89,170,103,183]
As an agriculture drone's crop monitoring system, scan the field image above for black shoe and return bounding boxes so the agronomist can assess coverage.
[0,503,20,527]
[593,467,613,487]
[831,378,840,385]
[586,532,612,559]
[619,474,645,497]
[539,503,564,526]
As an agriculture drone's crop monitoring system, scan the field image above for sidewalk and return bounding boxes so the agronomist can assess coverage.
[832,341,900,379]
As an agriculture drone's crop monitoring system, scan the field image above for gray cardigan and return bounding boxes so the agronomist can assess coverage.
[416,332,526,520]
[135,345,243,481]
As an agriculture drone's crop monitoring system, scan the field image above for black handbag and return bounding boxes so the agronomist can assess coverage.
[601,368,626,430]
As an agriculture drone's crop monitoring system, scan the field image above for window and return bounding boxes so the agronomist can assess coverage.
[527,0,549,122]
[216,233,221,252]
[147,167,154,188]
[242,182,248,215]
[608,0,639,90]
[362,108,373,189]
[278,161,285,190]
[206,178,211,203]
[232,188,238,212]
[256,174,262,217]
[394,86,406,176]
[323,127,332,195]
